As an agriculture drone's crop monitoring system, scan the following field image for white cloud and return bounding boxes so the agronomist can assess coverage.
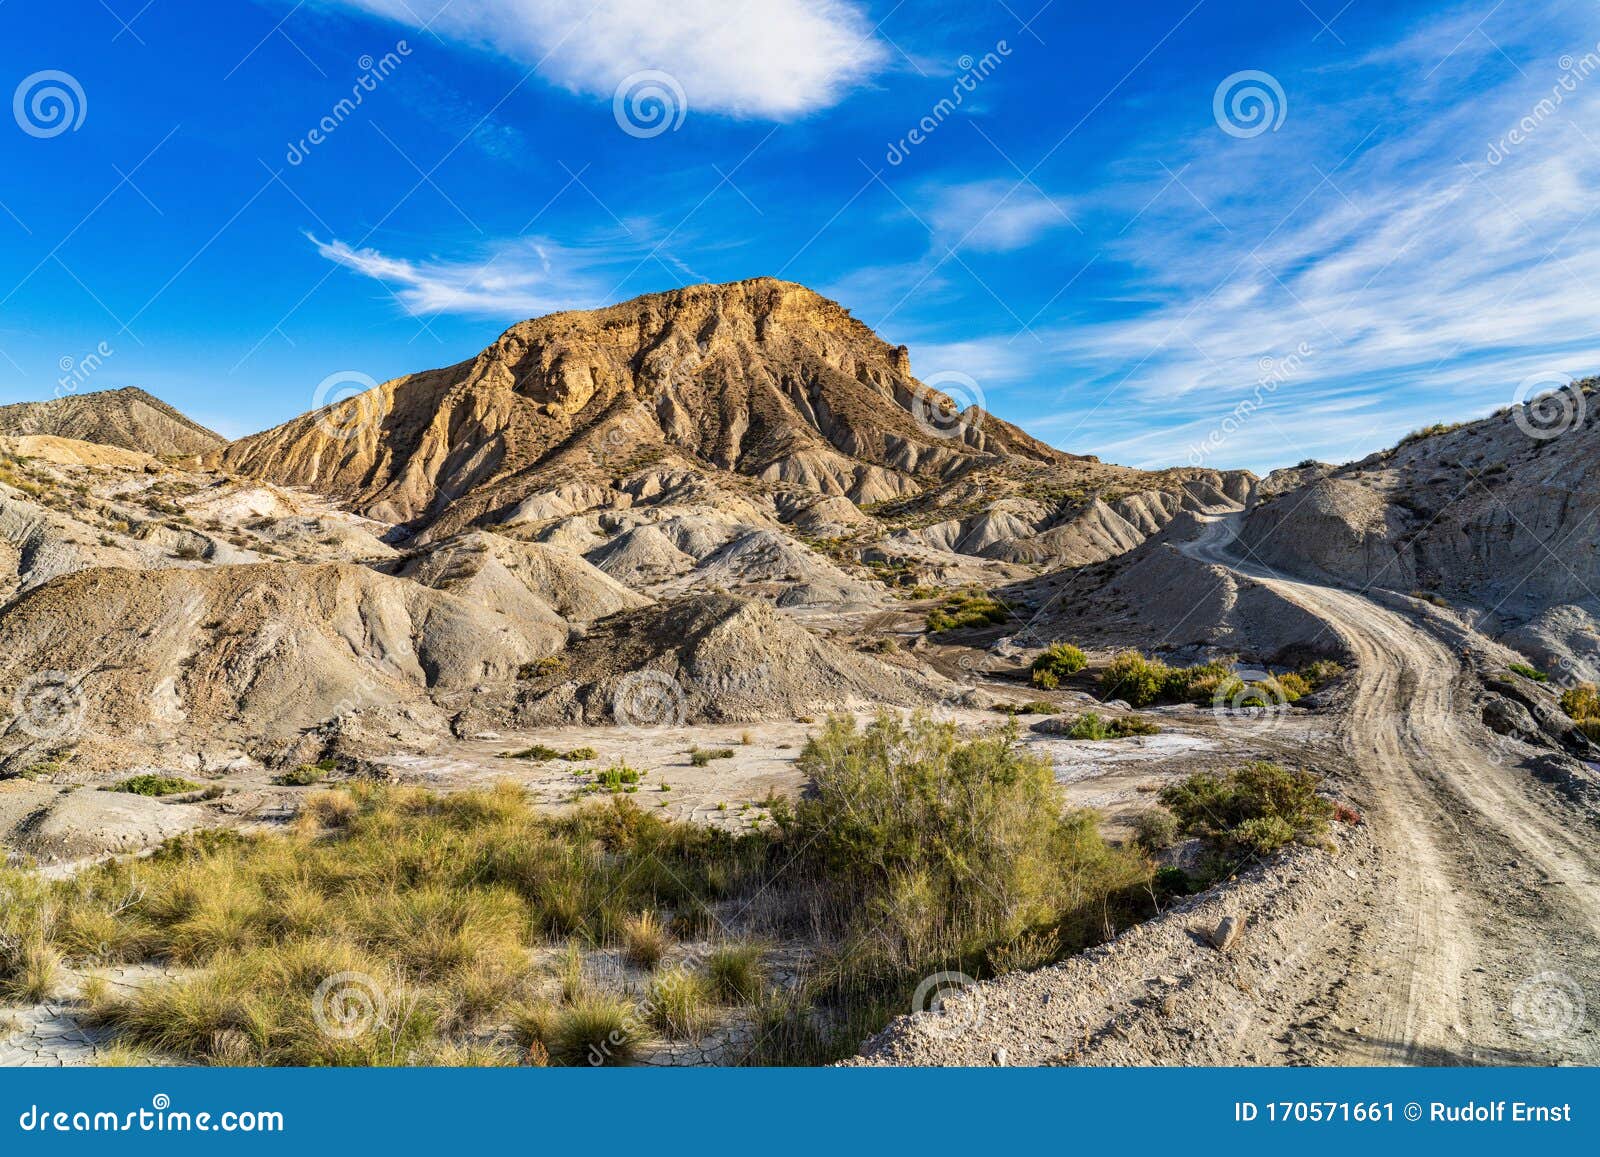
[1021,0,1600,469]
[924,179,1075,252]
[320,0,887,120]
[308,233,618,318]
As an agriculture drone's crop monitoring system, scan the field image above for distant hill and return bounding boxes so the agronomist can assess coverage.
[0,386,225,455]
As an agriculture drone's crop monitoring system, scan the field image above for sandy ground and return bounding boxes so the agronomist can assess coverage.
[372,703,1311,841]
[852,512,1600,1066]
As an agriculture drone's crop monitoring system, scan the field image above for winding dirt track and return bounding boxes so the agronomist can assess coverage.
[1183,513,1600,1064]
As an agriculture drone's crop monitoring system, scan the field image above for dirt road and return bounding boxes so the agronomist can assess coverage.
[1188,512,1600,1062]
[854,512,1599,1066]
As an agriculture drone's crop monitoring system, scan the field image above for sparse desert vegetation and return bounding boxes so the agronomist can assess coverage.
[1062,711,1160,740]
[1095,651,1330,709]
[100,774,202,797]
[1029,641,1086,689]
[1561,682,1600,741]
[0,716,1155,1067]
[1157,762,1336,860]
[924,588,1010,633]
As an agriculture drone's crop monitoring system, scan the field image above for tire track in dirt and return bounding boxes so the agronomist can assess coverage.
[1184,513,1600,1064]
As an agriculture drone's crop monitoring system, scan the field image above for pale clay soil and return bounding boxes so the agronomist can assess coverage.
[852,513,1600,1067]
[5,516,1598,1066]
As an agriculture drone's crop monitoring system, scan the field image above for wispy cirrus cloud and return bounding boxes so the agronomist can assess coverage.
[316,0,888,120]
[992,0,1600,469]
[923,178,1076,252]
[308,232,625,318]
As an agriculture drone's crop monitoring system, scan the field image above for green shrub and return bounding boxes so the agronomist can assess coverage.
[518,656,565,680]
[1064,712,1160,740]
[646,967,714,1040]
[706,944,765,1003]
[1098,651,1171,707]
[591,764,644,793]
[1509,663,1550,683]
[1560,683,1599,720]
[621,911,669,969]
[102,775,202,797]
[994,701,1056,716]
[545,996,645,1066]
[688,748,734,767]
[273,760,335,786]
[1272,672,1312,701]
[788,714,1151,977]
[505,744,563,761]
[1030,643,1086,689]
[1132,809,1177,853]
[1301,660,1345,686]
[925,589,1010,633]
[504,745,597,762]
[1157,762,1333,857]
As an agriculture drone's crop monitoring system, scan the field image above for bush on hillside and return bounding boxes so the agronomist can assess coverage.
[1029,642,1086,690]
[1157,761,1333,857]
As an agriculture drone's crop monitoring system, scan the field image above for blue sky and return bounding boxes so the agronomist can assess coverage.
[1,0,1597,472]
